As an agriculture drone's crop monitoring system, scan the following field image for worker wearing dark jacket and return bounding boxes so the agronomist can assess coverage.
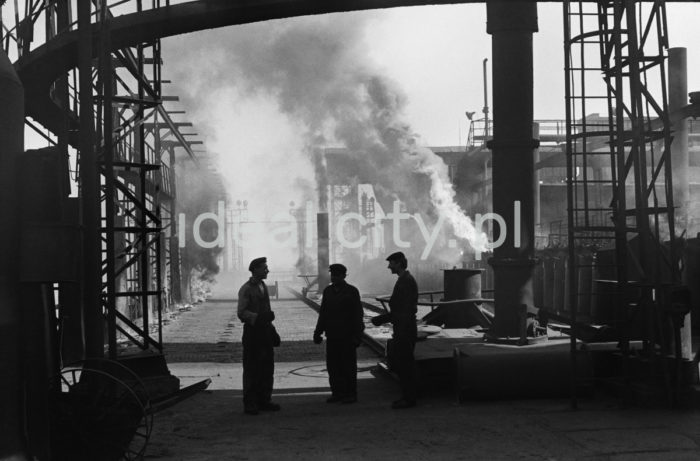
[314,264,365,404]
[238,257,281,415]
[371,251,419,409]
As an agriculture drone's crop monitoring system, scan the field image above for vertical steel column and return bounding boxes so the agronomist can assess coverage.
[168,146,183,302]
[669,48,688,229]
[136,39,150,351]
[317,213,330,291]
[79,0,104,358]
[99,6,118,360]
[669,47,691,360]
[563,0,578,409]
[533,122,541,234]
[486,1,539,339]
[0,47,27,461]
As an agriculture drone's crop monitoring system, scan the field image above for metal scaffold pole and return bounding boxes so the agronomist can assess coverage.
[0,45,27,461]
[79,0,105,359]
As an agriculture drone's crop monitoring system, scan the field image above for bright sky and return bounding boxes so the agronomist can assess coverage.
[20,2,700,150]
[360,2,700,146]
[158,2,700,148]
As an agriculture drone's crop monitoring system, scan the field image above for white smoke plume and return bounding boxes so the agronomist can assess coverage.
[162,13,486,272]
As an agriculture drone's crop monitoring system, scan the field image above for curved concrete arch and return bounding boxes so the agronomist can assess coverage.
[17,0,479,137]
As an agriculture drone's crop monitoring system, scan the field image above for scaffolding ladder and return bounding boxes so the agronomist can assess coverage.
[564,0,680,406]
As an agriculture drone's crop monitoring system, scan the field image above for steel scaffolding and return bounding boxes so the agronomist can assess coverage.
[1,0,202,359]
[564,0,681,403]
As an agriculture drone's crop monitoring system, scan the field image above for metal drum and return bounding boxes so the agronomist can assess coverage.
[443,268,483,301]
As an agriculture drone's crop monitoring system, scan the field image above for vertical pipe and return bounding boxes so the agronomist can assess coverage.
[482,58,489,140]
[317,213,330,292]
[485,1,539,339]
[669,47,692,360]
[99,9,118,359]
[169,147,182,302]
[0,47,28,461]
[669,48,688,229]
[79,0,104,359]
[136,40,150,351]
[533,122,541,235]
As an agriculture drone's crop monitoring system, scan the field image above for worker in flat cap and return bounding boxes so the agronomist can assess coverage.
[237,257,281,415]
[371,251,419,409]
[313,263,365,404]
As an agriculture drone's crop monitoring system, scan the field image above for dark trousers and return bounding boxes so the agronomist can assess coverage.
[242,331,274,409]
[326,338,358,398]
[390,336,417,402]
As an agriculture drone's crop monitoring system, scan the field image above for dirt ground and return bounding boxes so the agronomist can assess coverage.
[143,361,700,461]
[142,299,700,460]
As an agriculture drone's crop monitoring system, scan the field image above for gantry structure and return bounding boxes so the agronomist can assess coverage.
[1,0,700,458]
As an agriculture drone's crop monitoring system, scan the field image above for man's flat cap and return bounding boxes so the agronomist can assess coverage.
[386,251,406,262]
[248,257,267,271]
[329,263,347,275]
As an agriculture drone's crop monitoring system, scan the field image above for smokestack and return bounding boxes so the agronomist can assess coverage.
[0,48,28,459]
[317,213,330,291]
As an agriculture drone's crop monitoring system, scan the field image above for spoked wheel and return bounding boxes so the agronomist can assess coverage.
[51,366,153,461]
[63,358,152,410]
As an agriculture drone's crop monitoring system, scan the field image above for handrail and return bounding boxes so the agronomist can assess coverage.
[374,295,493,313]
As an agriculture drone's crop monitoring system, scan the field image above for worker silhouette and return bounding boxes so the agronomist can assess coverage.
[314,264,365,403]
[237,257,281,415]
[371,251,419,409]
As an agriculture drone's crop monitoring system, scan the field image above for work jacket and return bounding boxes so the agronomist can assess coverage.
[238,278,275,344]
[388,270,418,338]
[315,281,365,341]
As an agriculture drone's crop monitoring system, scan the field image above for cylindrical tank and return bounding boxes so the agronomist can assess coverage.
[443,268,483,301]
[0,48,27,459]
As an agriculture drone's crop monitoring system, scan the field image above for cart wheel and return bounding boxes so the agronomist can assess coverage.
[51,367,153,461]
[63,358,152,409]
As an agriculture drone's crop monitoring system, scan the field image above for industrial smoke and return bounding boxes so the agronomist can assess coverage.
[162,13,487,272]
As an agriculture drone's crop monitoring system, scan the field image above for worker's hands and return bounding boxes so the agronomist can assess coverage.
[258,310,275,324]
[371,313,391,326]
[313,333,323,345]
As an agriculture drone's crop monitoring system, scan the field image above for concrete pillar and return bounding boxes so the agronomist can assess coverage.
[0,49,29,460]
[486,1,539,339]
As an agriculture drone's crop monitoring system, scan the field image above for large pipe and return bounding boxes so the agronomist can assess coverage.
[669,47,692,360]
[486,1,539,339]
[669,48,688,228]
[0,49,28,460]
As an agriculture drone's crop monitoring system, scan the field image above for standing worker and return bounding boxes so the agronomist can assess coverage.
[371,252,418,409]
[314,264,365,404]
[238,257,281,415]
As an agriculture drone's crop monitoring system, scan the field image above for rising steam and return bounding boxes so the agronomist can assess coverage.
[162,13,487,268]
